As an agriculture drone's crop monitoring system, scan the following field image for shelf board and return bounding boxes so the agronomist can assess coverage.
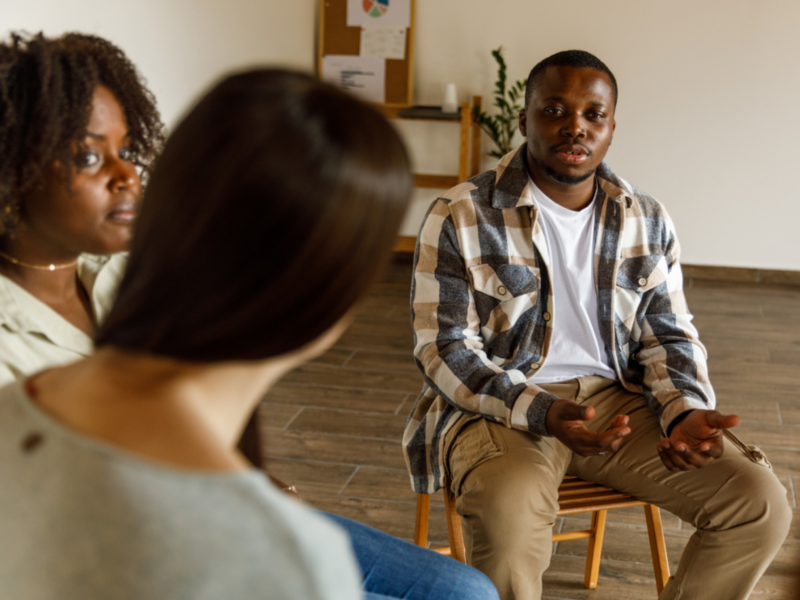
[396,105,463,121]
[414,173,459,189]
[379,104,466,122]
[393,236,417,254]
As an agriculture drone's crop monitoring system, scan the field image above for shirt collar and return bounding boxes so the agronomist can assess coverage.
[528,173,599,217]
[490,144,635,210]
[0,254,121,356]
[491,145,533,210]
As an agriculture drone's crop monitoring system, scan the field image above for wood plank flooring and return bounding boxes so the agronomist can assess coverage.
[260,258,800,599]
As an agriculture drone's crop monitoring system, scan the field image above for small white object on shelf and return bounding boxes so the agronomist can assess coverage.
[442,83,458,114]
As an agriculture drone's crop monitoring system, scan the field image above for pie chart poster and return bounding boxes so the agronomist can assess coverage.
[347,0,411,28]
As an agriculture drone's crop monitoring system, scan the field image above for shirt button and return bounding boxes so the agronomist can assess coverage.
[638,277,648,286]
[543,312,551,321]
[531,362,540,370]
[498,285,507,296]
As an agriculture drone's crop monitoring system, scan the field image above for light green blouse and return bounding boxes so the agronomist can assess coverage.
[0,253,126,386]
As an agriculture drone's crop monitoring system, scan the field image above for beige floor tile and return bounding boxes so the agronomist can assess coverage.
[557,518,690,569]
[340,465,439,505]
[704,345,771,365]
[708,362,800,388]
[266,458,356,496]
[788,508,800,542]
[300,491,449,542]
[258,403,302,429]
[308,347,353,367]
[263,382,406,413]
[343,349,419,374]
[281,362,423,394]
[263,429,407,470]
[760,447,800,476]
[337,319,414,352]
[733,421,800,450]
[542,553,661,599]
[779,402,800,426]
[712,398,781,424]
[777,475,797,509]
[287,407,407,441]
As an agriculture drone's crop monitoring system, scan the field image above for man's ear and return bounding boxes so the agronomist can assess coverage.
[519,109,527,136]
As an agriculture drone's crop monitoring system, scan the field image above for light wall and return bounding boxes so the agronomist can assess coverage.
[1,0,797,270]
[404,0,800,271]
[0,0,316,126]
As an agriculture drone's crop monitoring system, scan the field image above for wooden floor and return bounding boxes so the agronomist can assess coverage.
[260,257,799,599]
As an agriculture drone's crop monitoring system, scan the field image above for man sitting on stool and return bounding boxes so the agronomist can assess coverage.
[403,49,791,600]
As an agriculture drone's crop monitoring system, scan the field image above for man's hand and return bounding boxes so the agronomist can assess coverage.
[657,410,739,471]
[545,399,630,456]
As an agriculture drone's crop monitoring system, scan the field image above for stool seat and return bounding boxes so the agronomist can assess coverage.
[414,475,670,593]
[557,474,647,513]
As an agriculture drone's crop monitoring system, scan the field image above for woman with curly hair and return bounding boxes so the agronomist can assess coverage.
[0,41,499,598]
[0,32,164,381]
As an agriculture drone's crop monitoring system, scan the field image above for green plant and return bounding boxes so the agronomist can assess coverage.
[472,47,527,159]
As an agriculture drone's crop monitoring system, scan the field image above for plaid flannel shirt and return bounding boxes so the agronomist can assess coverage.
[403,145,714,494]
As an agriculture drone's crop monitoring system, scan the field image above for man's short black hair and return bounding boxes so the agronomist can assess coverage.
[525,50,618,111]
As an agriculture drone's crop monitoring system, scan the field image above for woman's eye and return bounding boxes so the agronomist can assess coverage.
[76,152,100,168]
[119,147,134,162]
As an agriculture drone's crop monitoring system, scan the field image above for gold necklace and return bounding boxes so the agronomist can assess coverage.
[0,251,78,271]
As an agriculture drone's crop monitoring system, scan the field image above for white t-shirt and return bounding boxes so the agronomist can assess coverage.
[0,381,363,600]
[528,178,617,384]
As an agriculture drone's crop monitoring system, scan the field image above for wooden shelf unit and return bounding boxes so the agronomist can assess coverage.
[388,96,482,254]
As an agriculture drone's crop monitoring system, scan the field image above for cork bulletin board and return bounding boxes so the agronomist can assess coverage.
[317,0,415,107]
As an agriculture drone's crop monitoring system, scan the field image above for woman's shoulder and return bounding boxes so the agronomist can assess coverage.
[145,473,363,599]
[231,485,363,598]
[0,393,362,600]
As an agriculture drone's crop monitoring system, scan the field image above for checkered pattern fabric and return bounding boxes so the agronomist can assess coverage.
[403,146,714,494]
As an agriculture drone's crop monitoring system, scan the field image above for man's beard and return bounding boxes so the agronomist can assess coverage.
[534,155,595,185]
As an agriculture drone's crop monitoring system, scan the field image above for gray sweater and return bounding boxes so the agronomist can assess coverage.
[0,381,362,600]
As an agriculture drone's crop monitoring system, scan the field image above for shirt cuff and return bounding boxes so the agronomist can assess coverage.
[660,396,709,437]
[510,386,559,436]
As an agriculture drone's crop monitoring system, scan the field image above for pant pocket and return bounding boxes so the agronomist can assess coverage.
[723,429,772,469]
[446,418,506,497]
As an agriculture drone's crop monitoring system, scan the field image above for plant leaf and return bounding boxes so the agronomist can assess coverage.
[478,47,527,162]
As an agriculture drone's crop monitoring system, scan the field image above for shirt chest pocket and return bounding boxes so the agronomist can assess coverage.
[468,263,540,334]
[615,255,669,294]
[613,255,670,340]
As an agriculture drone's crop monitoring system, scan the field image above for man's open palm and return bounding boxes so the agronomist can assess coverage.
[657,410,739,471]
[545,399,630,457]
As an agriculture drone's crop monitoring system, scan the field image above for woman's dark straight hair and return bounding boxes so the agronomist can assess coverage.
[96,69,412,361]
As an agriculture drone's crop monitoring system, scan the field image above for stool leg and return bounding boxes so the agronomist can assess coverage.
[584,509,607,589]
[443,486,467,563]
[644,504,670,594]
[414,494,430,547]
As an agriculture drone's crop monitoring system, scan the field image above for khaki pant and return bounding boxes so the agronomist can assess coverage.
[444,377,792,600]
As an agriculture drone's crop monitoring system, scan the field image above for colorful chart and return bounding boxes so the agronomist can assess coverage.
[362,0,389,18]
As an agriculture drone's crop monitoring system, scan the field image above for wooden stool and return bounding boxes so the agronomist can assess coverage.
[414,475,670,594]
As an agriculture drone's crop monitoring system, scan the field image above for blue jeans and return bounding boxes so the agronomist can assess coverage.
[323,512,499,600]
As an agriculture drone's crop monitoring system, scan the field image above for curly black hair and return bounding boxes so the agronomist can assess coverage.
[0,31,165,235]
